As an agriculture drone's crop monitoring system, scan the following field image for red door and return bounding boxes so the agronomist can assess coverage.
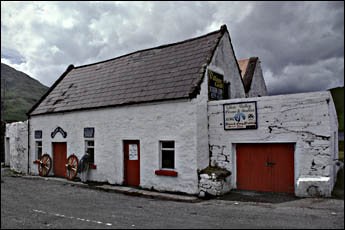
[237,143,294,194]
[53,142,67,177]
[124,141,140,186]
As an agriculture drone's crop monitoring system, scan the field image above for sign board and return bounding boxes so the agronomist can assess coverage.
[84,128,95,138]
[223,101,257,130]
[129,144,138,160]
[34,130,42,139]
[208,70,224,100]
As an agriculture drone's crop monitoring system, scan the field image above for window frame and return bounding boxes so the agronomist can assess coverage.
[159,140,175,170]
[36,141,42,160]
[85,139,95,164]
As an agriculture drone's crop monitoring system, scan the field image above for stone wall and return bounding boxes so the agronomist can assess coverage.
[5,121,28,174]
[208,91,339,197]
[198,166,231,197]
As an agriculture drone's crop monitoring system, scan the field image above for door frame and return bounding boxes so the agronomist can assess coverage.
[123,140,140,186]
[233,142,296,193]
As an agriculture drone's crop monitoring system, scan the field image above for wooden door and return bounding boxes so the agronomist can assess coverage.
[124,140,140,186]
[53,142,67,177]
[237,143,294,194]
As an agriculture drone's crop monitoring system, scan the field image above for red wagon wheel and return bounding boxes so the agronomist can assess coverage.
[65,154,79,181]
[38,154,52,177]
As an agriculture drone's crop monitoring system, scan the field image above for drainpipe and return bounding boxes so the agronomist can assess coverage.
[27,118,30,175]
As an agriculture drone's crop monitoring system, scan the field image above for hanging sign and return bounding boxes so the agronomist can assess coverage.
[208,70,224,100]
[223,101,257,130]
[129,144,138,160]
[51,127,67,138]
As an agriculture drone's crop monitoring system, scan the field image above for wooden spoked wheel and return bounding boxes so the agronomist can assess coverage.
[38,154,52,177]
[65,154,79,181]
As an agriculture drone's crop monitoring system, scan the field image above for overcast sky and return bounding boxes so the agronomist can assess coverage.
[1,1,344,95]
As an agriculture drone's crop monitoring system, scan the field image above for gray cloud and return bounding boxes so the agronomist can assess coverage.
[1,1,343,94]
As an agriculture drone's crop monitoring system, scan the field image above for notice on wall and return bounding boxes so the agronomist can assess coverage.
[129,144,138,160]
[223,101,257,130]
[208,70,224,100]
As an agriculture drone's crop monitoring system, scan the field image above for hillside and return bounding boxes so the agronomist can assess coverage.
[1,63,49,121]
[329,86,344,132]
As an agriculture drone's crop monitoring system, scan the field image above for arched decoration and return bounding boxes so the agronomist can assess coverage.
[51,126,67,138]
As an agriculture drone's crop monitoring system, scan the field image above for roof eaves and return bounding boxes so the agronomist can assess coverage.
[29,96,190,117]
[188,25,228,98]
[27,64,75,117]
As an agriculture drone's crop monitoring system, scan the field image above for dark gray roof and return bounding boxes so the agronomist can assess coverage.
[29,25,228,116]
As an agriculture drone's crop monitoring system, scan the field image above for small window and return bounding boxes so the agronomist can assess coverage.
[36,141,42,160]
[85,140,95,164]
[160,141,175,169]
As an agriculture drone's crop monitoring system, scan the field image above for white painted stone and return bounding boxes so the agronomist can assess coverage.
[296,176,332,197]
[5,121,28,174]
[29,100,201,195]
[247,60,268,98]
[208,91,338,197]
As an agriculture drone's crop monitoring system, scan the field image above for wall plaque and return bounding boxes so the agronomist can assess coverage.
[51,127,67,138]
[208,70,224,100]
[223,101,257,130]
[34,130,42,139]
[84,128,95,138]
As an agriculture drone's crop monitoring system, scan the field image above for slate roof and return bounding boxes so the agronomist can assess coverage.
[237,57,258,93]
[29,25,229,116]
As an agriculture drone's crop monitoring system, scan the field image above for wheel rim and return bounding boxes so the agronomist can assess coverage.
[38,154,52,177]
[66,154,79,181]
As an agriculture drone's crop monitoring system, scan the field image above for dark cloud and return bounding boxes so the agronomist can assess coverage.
[1,1,343,95]
[226,1,344,95]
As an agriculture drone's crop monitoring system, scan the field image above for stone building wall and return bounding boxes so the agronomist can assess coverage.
[207,91,339,197]
[5,121,28,174]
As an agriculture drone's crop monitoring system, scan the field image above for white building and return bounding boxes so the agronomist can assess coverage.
[238,57,268,97]
[5,25,339,197]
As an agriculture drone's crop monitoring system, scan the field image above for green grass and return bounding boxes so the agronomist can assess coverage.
[329,87,344,132]
[339,141,344,162]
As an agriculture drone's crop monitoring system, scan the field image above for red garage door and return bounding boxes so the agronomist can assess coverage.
[236,143,294,194]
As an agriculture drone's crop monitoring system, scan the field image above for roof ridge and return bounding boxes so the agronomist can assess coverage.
[74,25,226,69]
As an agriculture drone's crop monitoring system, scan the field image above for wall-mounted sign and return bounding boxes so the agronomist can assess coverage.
[51,127,67,138]
[223,101,257,130]
[35,130,42,139]
[129,144,138,160]
[208,70,224,100]
[84,128,95,138]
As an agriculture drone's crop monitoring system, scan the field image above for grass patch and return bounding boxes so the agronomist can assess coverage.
[339,141,344,162]
[339,151,344,163]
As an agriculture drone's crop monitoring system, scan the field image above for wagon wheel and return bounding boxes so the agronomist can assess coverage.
[38,154,52,177]
[65,154,79,181]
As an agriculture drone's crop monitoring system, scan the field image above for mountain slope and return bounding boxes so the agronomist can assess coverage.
[1,63,49,121]
[329,86,344,132]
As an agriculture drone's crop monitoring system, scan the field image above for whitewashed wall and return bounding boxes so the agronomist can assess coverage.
[194,31,246,173]
[5,121,28,174]
[29,99,202,194]
[209,31,246,99]
[247,60,268,97]
[208,91,338,197]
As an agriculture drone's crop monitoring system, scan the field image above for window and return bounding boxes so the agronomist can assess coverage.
[36,141,42,160]
[85,140,95,164]
[160,141,175,169]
